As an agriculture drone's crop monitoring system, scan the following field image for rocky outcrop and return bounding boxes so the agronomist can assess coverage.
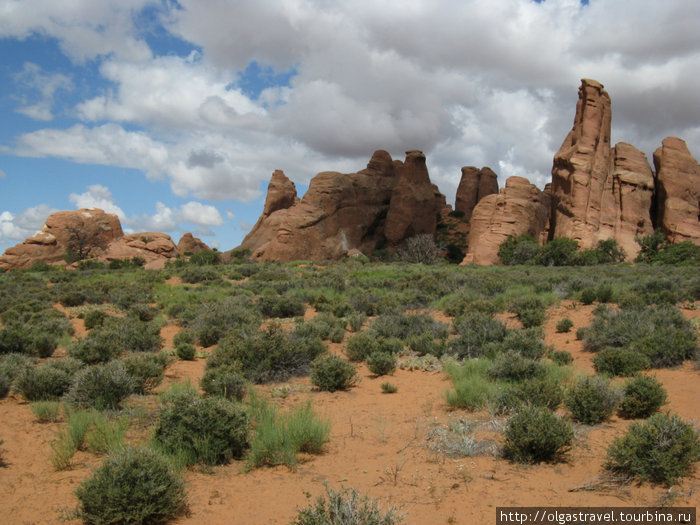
[384,150,441,245]
[177,232,211,254]
[100,232,178,270]
[550,79,655,258]
[455,167,499,220]
[238,150,402,261]
[462,177,551,266]
[0,208,123,270]
[653,137,700,244]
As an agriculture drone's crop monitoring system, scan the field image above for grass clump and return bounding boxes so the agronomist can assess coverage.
[565,375,620,424]
[86,412,129,455]
[605,413,700,485]
[503,406,573,463]
[381,382,398,394]
[549,349,573,366]
[310,355,358,392]
[445,359,502,410]
[292,483,403,525]
[152,388,249,466]
[30,400,61,422]
[618,375,667,419]
[247,396,330,469]
[556,318,574,333]
[74,446,187,525]
[366,352,396,376]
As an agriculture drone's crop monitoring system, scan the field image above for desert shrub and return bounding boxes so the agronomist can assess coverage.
[123,352,167,394]
[371,313,448,341]
[488,351,546,382]
[310,355,358,392]
[65,360,135,410]
[33,333,59,358]
[593,347,650,377]
[366,352,396,376]
[30,400,61,422]
[381,382,398,394]
[247,397,330,469]
[0,353,35,384]
[499,328,548,360]
[128,303,159,322]
[175,343,196,360]
[406,332,448,357]
[498,234,541,265]
[0,374,9,398]
[605,413,700,485]
[565,376,620,424]
[580,287,597,305]
[556,318,574,333]
[503,406,573,463]
[189,250,221,265]
[395,234,440,264]
[200,366,247,401]
[68,331,122,364]
[0,326,34,355]
[628,328,696,368]
[510,295,546,328]
[60,291,86,307]
[172,329,195,347]
[180,265,221,284]
[549,350,573,366]
[152,391,249,466]
[345,331,402,362]
[292,483,404,525]
[445,359,501,410]
[346,312,366,332]
[259,291,306,318]
[450,313,507,359]
[534,237,579,266]
[189,296,261,347]
[14,364,74,401]
[83,309,108,330]
[74,446,187,525]
[496,376,564,413]
[302,313,347,342]
[618,376,667,419]
[68,317,160,363]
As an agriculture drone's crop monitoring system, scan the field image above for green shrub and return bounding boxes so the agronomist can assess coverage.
[175,343,196,360]
[381,382,398,394]
[565,376,620,424]
[86,413,129,454]
[498,234,541,265]
[292,483,404,525]
[371,313,448,341]
[549,350,573,366]
[60,291,86,307]
[346,312,366,332]
[0,353,34,384]
[511,296,546,328]
[496,376,563,413]
[259,291,306,318]
[556,318,574,333]
[189,250,221,265]
[445,359,501,410]
[580,287,597,305]
[593,347,650,376]
[180,265,220,284]
[450,313,507,359]
[310,355,358,392]
[152,391,249,466]
[0,326,34,355]
[65,360,135,410]
[0,374,8,398]
[189,296,261,347]
[123,352,167,394]
[366,352,396,376]
[14,364,74,401]
[499,328,548,360]
[503,406,573,463]
[605,413,700,485]
[172,329,195,347]
[488,351,546,382]
[33,333,58,358]
[74,446,187,525]
[534,237,579,266]
[618,376,667,419]
[128,303,159,322]
[406,333,447,357]
[200,366,247,401]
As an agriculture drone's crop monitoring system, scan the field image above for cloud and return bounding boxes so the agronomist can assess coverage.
[69,184,127,219]
[13,62,73,121]
[0,203,58,243]
[127,201,223,232]
[0,168,6,178]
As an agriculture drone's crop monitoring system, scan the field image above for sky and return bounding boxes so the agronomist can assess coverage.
[1,0,699,252]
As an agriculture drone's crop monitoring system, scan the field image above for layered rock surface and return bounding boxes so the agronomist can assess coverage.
[455,166,499,220]
[462,177,551,265]
[177,233,211,254]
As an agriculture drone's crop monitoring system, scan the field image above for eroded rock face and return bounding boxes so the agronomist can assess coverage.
[263,170,299,216]
[100,232,178,270]
[238,150,401,261]
[549,79,655,258]
[653,137,700,244]
[177,233,211,254]
[455,166,499,220]
[384,150,441,245]
[0,208,123,270]
[462,176,551,265]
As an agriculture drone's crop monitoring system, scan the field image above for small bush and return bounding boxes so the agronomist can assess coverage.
[503,406,573,463]
[381,382,398,394]
[200,366,247,401]
[406,333,447,357]
[259,291,306,318]
[65,361,135,410]
[565,376,620,424]
[74,446,187,525]
[366,352,396,376]
[172,329,195,347]
[0,374,9,398]
[14,364,74,401]
[556,318,574,333]
[175,343,196,360]
[605,413,700,485]
[488,351,546,382]
[310,355,358,392]
[60,291,86,307]
[496,376,563,413]
[153,391,249,466]
[395,234,440,264]
[593,347,650,377]
[0,353,35,384]
[450,313,507,359]
[292,483,404,525]
[123,352,167,394]
[618,376,667,419]
[549,350,573,366]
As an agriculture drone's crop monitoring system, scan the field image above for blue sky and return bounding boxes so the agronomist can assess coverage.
[1,0,698,252]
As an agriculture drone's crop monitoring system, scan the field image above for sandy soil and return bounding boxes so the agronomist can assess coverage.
[0,301,697,524]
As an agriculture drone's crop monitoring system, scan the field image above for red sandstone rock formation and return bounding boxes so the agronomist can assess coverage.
[100,232,178,269]
[455,166,499,220]
[238,150,401,261]
[384,150,441,245]
[462,176,551,265]
[653,137,700,244]
[550,79,655,258]
[177,232,211,254]
[0,208,123,270]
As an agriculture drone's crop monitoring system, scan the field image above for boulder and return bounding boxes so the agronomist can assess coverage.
[384,150,440,245]
[100,232,178,270]
[653,137,700,244]
[0,208,123,270]
[462,176,551,265]
[177,232,211,254]
[238,150,401,261]
[455,166,499,220]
